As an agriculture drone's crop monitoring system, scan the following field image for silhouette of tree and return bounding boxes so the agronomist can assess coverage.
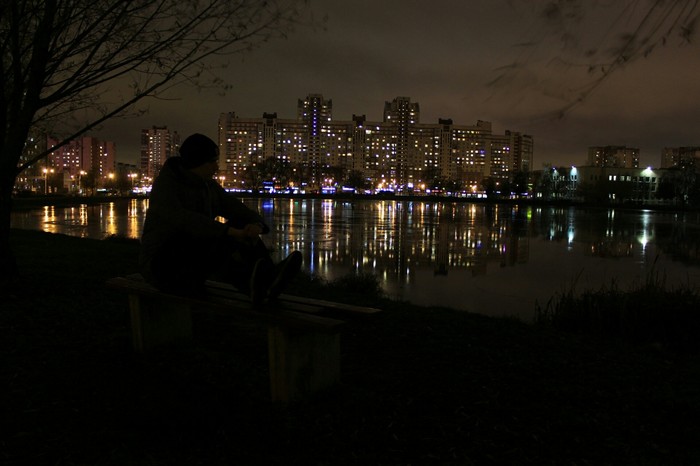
[258,157,292,188]
[320,165,344,187]
[577,180,608,204]
[534,164,555,199]
[421,166,443,190]
[0,0,313,278]
[481,176,497,198]
[343,169,369,191]
[511,170,530,197]
[656,173,678,202]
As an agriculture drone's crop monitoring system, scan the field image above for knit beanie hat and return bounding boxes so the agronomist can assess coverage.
[180,133,219,169]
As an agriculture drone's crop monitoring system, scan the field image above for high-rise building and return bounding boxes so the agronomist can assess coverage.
[661,146,700,169]
[14,130,47,193]
[446,119,493,190]
[383,96,420,187]
[45,135,116,193]
[587,146,639,168]
[508,131,534,173]
[218,111,306,189]
[489,130,534,182]
[81,137,116,181]
[140,126,180,180]
[46,136,80,173]
[218,94,534,193]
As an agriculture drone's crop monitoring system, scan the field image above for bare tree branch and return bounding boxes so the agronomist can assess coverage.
[494,0,699,118]
[0,0,314,277]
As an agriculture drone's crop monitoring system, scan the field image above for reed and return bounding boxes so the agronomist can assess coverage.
[536,264,700,352]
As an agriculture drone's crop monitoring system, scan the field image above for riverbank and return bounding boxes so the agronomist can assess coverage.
[3,229,700,465]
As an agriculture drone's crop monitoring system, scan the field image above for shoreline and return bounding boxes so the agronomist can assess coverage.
[12,192,697,213]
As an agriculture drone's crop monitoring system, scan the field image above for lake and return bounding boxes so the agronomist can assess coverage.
[11,197,700,320]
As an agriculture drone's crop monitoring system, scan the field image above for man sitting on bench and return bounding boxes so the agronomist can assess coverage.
[139,132,301,308]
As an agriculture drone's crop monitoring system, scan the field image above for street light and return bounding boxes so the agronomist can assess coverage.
[107,172,115,192]
[127,173,138,193]
[78,170,86,195]
[42,167,54,194]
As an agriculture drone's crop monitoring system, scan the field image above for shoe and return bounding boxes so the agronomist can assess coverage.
[250,258,274,309]
[268,251,302,300]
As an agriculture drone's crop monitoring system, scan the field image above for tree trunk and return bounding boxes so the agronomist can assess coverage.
[0,180,18,282]
[1,126,32,284]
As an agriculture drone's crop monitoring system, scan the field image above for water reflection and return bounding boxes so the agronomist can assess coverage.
[11,198,700,319]
[253,200,700,319]
[15,199,149,240]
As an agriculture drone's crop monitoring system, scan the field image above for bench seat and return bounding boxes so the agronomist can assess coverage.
[106,274,381,402]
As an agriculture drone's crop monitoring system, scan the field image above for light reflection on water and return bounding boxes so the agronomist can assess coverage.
[16,199,149,239]
[11,198,700,320]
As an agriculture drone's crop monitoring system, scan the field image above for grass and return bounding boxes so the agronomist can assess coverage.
[2,229,700,465]
[536,268,700,353]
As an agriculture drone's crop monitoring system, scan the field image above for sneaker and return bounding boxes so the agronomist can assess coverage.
[250,258,274,309]
[268,251,302,300]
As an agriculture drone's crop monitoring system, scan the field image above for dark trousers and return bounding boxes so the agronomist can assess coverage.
[149,233,272,297]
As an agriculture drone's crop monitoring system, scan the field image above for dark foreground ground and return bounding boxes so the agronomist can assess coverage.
[2,229,700,465]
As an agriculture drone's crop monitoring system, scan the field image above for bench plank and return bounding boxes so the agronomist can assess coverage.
[107,274,352,402]
[278,293,382,315]
[204,279,382,315]
[107,276,344,332]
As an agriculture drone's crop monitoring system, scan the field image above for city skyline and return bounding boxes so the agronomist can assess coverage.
[91,1,700,170]
[212,94,533,192]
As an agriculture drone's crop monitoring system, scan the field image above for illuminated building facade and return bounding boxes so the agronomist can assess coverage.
[140,126,180,180]
[576,166,663,202]
[489,130,534,182]
[45,135,116,193]
[383,96,419,187]
[661,146,700,169]
[218,94,534,192]
[587,145,640,168]
[14,131,48,193]
[299,94,332,184]
[535,165,666,202]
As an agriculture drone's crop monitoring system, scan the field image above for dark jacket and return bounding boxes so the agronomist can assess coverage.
[139,157,268,278]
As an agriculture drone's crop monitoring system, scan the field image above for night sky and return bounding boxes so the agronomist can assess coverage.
[95,1,700,169]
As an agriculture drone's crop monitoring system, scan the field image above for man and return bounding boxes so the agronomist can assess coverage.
[139,133,301,308]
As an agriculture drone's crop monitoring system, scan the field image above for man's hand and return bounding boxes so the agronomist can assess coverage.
[227,223,264,243]
[242,223,264,239]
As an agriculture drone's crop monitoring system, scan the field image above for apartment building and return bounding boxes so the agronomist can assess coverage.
[140,126,180,180]
[661,146,700,169]
[218,95,534,192]
[45,135,116,193]
[587,146,640,168]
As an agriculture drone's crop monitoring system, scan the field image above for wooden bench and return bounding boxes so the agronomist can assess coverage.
[106,274,381,403]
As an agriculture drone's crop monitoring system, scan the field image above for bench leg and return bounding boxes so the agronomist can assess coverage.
[267,327,341,403]
[128,294,193,352]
